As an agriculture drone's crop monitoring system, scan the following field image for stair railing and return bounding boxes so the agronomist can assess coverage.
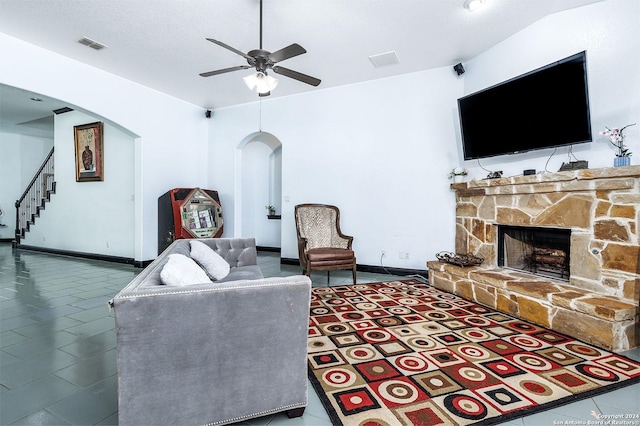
[15,147,55,243]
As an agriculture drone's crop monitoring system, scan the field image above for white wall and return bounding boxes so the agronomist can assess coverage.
[271,146,283,216]
[0,32,209,262]
[210,67,463,270]
[0,132,53,239]
[208,0,638,272]
[22,111,135,258]
[459,0,640,178]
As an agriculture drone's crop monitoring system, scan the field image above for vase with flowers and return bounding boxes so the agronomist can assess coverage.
[448,167,468,183]
[601,123,635,167]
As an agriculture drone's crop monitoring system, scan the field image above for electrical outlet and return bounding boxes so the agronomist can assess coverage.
[398,251,410,260]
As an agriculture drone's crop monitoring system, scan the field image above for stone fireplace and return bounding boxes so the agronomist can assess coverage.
[427,166,640,351]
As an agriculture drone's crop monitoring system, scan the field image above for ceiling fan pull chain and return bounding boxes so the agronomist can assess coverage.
[259,0,263,50]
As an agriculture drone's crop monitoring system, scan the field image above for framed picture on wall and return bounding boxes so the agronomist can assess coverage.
[74,121,104,182]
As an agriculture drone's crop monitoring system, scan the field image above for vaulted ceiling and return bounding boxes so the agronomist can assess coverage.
[0,0,603,137]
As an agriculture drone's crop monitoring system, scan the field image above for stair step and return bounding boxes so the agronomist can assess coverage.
[15,148,55,240]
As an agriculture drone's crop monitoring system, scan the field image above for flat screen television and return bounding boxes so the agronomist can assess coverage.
[458,51,592,160]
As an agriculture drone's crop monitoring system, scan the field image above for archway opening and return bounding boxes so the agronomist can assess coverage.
[237,132,282,249]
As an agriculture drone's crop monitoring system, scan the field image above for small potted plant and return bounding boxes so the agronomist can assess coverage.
[265,205,276,216]
[601,123,635,167]
[448,167,468,183]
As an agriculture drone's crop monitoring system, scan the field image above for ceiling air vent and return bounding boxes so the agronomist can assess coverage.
[78,36,107,50]
[368,51,400,68]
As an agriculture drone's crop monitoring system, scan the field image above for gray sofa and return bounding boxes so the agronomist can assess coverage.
[110,238,312,426]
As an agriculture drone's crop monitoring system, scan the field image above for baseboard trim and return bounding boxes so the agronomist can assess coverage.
[280,257,428,279]
[280,257,299,267]
[10,244,428,276]
[257,246,281,253]
[134,259,153,268]
[14,244,136,266]
[358,263,429,279]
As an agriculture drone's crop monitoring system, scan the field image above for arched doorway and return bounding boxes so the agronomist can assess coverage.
[0,84,139,260]
[236,131,282,249]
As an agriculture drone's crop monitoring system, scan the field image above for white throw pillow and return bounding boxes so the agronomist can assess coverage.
[190,240,230,281]
[160,253,211,286]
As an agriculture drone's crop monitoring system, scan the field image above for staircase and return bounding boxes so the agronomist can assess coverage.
[14,147,55,244]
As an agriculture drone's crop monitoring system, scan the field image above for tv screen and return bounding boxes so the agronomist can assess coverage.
[458,51,592,160]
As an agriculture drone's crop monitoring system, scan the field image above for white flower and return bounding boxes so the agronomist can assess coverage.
[601,123,635,157]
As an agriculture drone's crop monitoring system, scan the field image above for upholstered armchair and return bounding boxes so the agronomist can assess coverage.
[295,203,356,284]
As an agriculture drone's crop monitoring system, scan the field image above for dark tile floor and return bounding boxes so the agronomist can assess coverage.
[1,243,638,425]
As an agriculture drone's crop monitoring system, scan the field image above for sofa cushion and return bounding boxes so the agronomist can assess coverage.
[190,240,230,281]
[306,247,355,261]
[217,265,264,282]
[160,253,211,286]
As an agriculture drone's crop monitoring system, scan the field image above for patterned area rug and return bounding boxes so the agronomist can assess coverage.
[307,280,640,425]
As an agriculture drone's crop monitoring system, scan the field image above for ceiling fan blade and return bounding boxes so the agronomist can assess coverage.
[206,38,254,61]
[268,43,307,63]
[199,65,251,77]
[272,66,321,87]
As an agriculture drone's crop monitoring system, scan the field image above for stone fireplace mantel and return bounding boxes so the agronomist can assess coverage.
[427,165,639,351]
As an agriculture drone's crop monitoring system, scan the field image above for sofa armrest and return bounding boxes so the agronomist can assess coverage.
[112,275,311,426]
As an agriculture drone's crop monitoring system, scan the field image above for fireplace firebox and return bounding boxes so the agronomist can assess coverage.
[498,226,571,281]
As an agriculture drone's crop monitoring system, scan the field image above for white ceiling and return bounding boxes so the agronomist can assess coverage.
[0,0,603,137]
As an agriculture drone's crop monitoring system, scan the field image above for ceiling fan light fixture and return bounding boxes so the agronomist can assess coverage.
[464,0,485,11]
[199,0,320,91]
[243,71,278,95]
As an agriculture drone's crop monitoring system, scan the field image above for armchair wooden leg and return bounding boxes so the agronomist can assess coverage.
[327,271,330,284]
[352,264,357,284]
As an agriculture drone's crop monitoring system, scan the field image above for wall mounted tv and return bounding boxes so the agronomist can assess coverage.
[458,51,592,160]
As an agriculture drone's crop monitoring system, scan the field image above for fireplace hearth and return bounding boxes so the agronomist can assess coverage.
[498,225,571,280]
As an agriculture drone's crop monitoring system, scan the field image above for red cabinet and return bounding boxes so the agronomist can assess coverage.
[158,188,223,254]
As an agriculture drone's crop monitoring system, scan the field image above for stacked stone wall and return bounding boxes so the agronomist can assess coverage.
[452,166,640,304]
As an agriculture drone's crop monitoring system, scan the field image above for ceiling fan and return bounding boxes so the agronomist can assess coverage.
[199,0,321,97]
